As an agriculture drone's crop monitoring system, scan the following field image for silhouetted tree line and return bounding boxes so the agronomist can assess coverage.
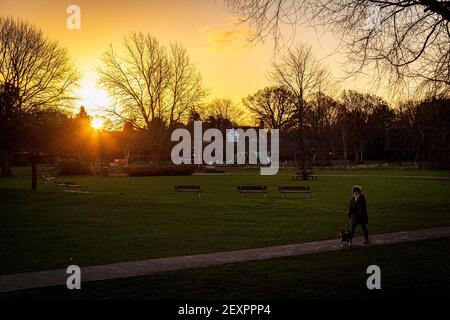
[276,91,450,168]
[184,87,450,169]
[1,15,449,192]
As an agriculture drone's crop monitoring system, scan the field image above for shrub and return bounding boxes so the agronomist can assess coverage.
[127,165,196,177]
[56,159,92,175]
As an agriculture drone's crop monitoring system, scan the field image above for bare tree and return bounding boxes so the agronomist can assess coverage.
[203,98,247,126]
[0,17,79,187]
[269,43,331,168]
[270,44,331,102]
[225,0,450,96]
[243,85,296,129]
[169,44,206,125]
[97,33,205,165]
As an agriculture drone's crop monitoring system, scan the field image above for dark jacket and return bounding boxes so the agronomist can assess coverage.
[348,194,368,224]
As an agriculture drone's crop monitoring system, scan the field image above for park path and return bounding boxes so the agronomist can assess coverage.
[1,226,450,293]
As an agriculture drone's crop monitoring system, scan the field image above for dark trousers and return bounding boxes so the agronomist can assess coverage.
[350,217,369,241]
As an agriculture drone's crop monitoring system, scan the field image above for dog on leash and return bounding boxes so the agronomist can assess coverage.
[339,229,352,247]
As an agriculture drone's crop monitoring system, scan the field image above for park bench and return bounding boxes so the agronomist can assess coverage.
[55,181,90,193]
[175,185,203,197]
[41,174,56,183]
[292,168,318,181]
[237,185,268,198]
[54,181,67,188]
[279,186,311,198]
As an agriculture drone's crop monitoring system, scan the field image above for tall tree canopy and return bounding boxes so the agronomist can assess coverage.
[97,33,205,164]
[269,43,331,168]
[0,16,79,186]
[202,98,247,126]
[243,85,296,129]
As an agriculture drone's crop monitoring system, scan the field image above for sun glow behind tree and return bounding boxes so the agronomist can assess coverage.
[75,71,111,114]
[91,118,104,130]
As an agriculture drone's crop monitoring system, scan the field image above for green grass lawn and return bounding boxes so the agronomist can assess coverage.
[1,166,449,275]
[3,237,450,300]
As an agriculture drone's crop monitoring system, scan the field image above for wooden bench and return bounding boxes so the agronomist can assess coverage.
[237,185,268,198]
[292,169,318,181]
[55,181,83,192]
[41,174,56,183]
[175,185,203,197]
[279,186,311,198]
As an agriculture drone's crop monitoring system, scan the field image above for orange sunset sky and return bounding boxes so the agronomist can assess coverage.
[1,0,380,115]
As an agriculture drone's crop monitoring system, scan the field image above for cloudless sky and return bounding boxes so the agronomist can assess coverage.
[1,0,381,115]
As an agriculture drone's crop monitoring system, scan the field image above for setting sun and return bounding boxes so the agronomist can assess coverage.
[91,118,103,130]
[76,71,111,113]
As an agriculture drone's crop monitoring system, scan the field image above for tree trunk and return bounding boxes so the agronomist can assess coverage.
[341,128,348,160]
[31,158,38,190]
[1,151,13,177]
[414,147,421,168]
[153,148,161,167]
[360,142,364,162]
[354,144,360,162]
[123,140,131,167]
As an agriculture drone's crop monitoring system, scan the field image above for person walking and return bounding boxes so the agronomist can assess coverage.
[348,186,369,244]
